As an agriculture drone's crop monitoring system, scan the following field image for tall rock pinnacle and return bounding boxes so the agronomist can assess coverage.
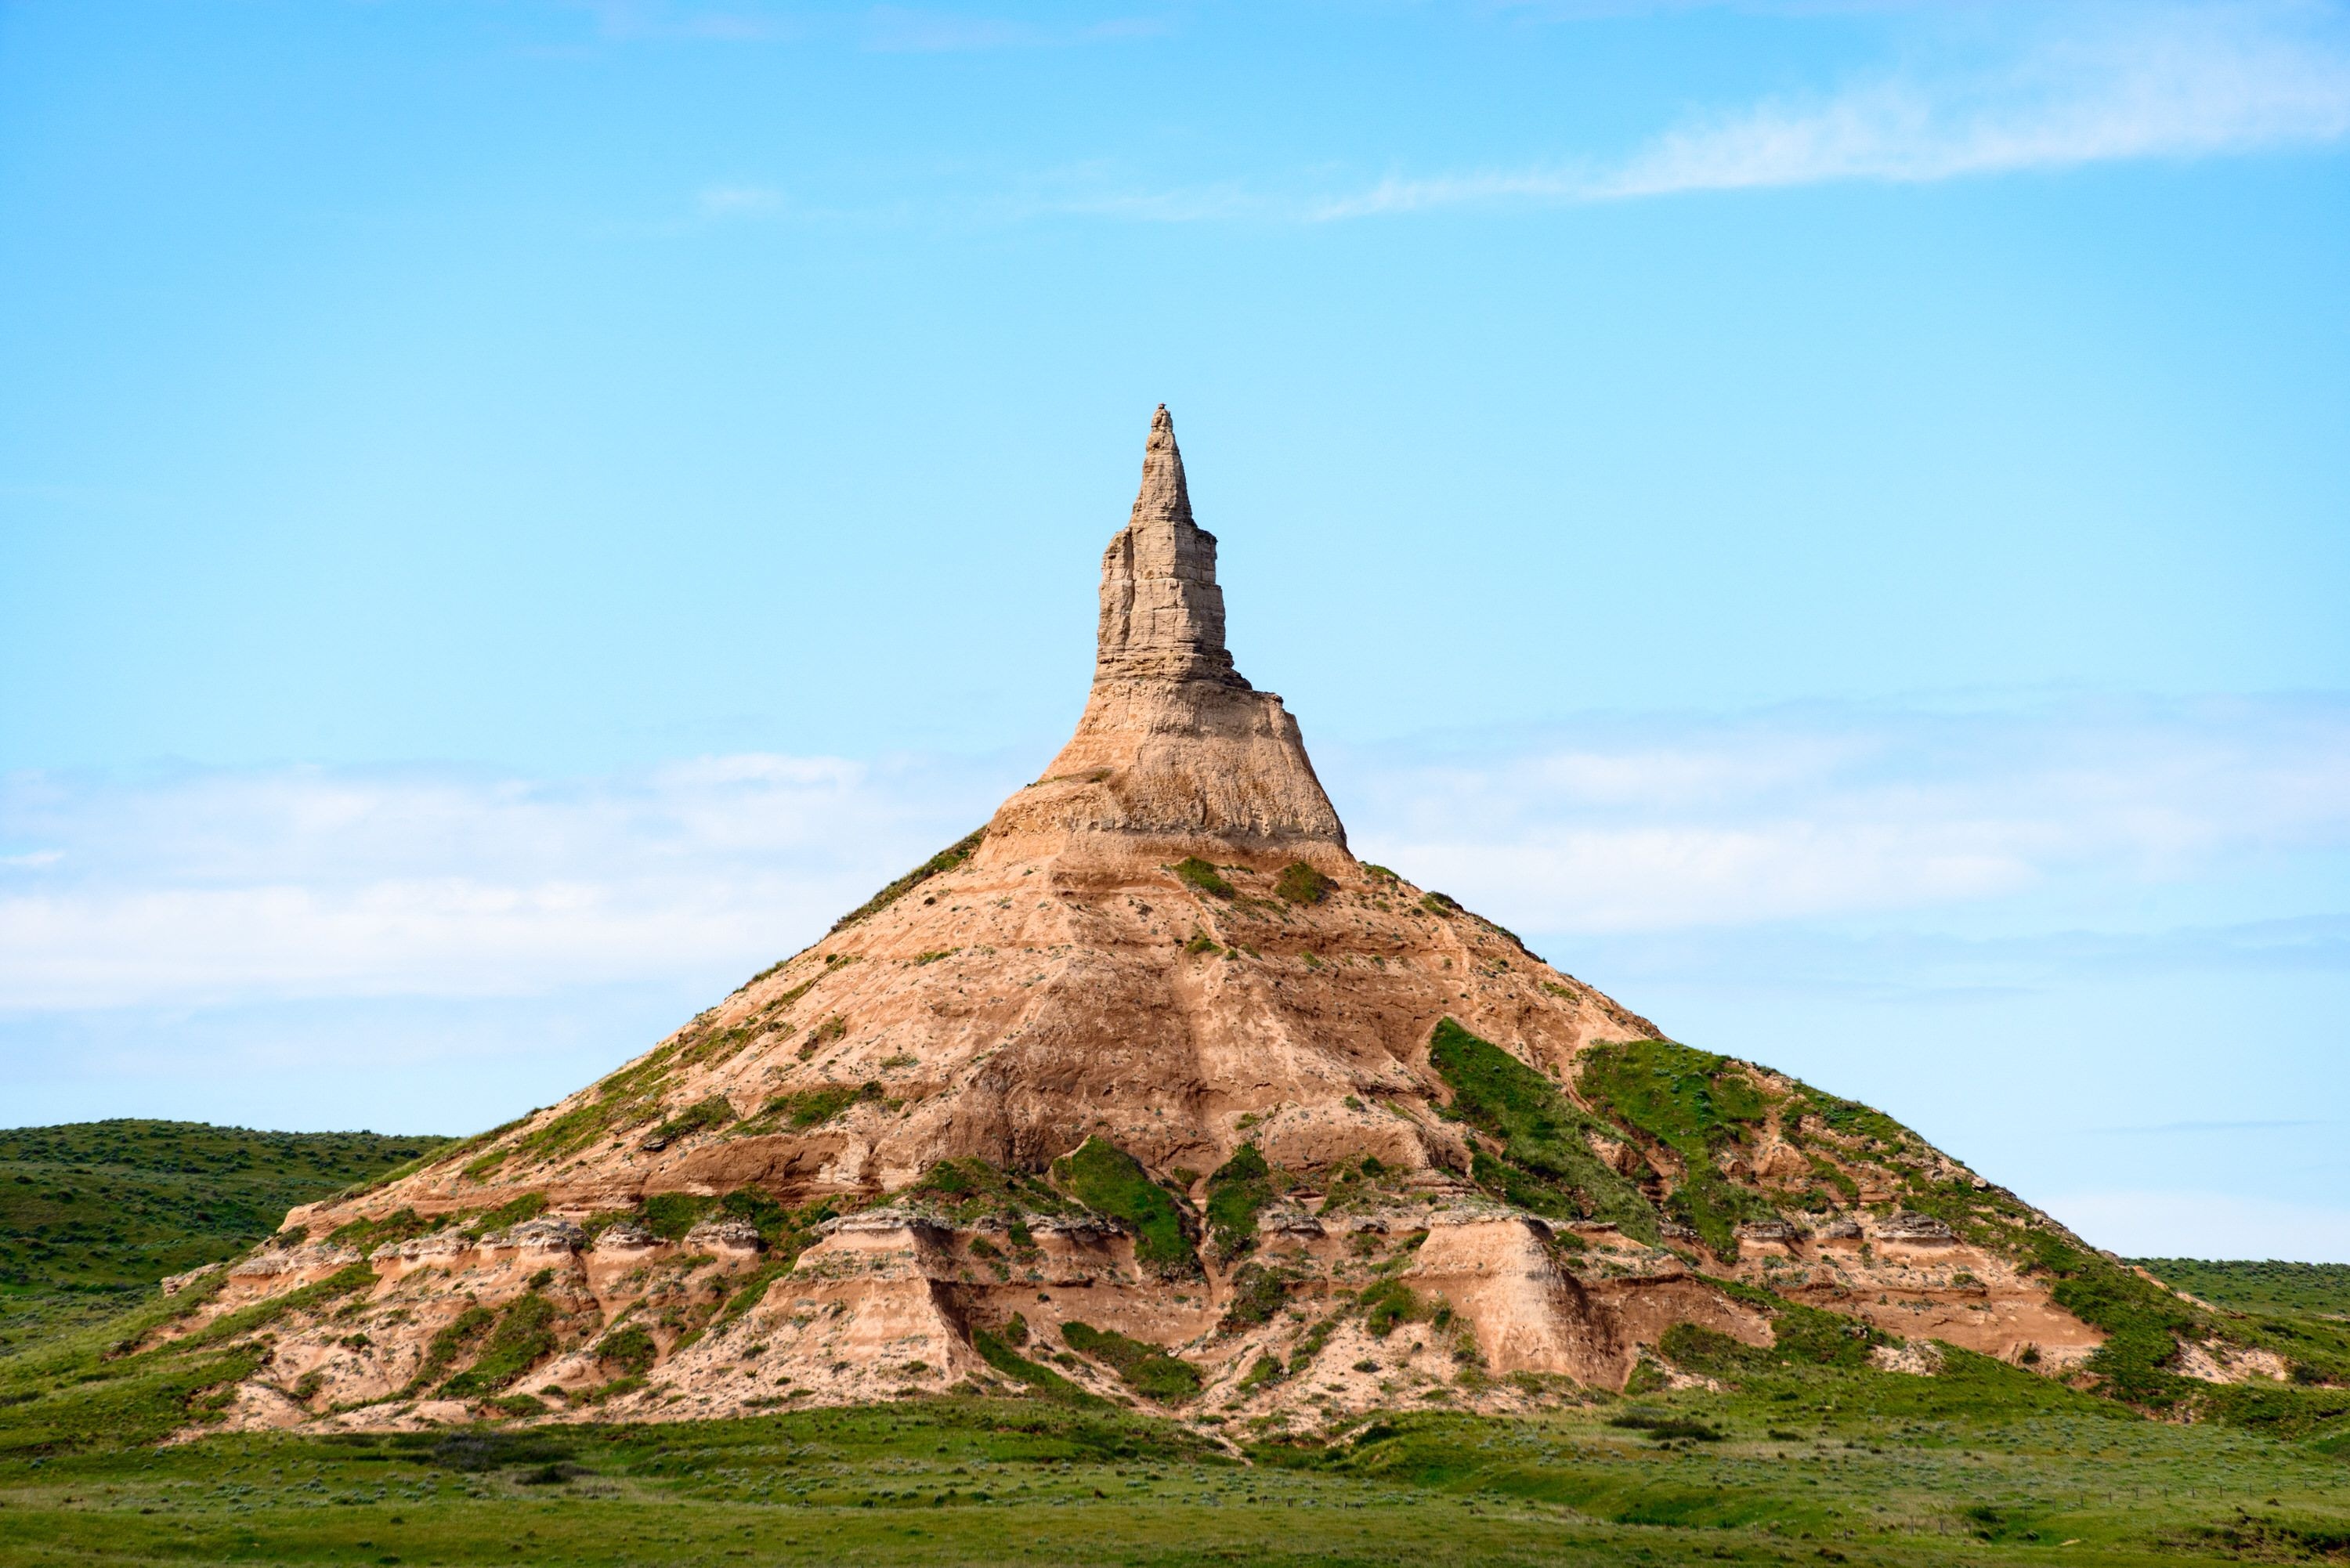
[1094,406,1248,688]
[985,404,1347,857]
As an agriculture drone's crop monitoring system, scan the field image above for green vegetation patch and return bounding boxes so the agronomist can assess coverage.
[1426,1017,1656,1240]
[1220,1262,1291,1332]
[592,1324,657,1376]
[406,1304,496,1395]
[971,1326,1101,1406]
[508,1043,682,1164]
[1779,1086,1914,1152]
[1575,1038,1781,1258]
[324,1206,445,1253]
[831,827,985,931]
[906,1160,1074,1227]
[440,1294,561,1398]
[176,1261,379,1353]
[1203,1143,1274,1256]
[1050,1138,1197,1277]
[465,1193,548,1238]
[1172,858,1236,899]
[1273,862,1334,905]
[1060,1321,1202,1404]
[1358,1280,1435,1339]
[638,1095,736,1151]
[639,1194,720,1241]
[742,1082,873,1134]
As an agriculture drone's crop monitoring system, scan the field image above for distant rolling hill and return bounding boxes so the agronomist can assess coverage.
[2136,1258,2350,1326]
[0,1120,450,1353]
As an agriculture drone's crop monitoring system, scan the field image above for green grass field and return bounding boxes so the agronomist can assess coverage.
[2,1375,2347,1566]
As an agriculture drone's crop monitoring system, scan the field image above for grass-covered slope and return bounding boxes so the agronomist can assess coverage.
[0,1120,449,1354]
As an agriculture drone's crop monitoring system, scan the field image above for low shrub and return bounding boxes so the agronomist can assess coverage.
[1220,1263,1289,1331]
[1608,1410,1724,1442]
[1358,1280,1432,1339]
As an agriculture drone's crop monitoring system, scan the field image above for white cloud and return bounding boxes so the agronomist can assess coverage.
[1329,697,2350,933]
[5,697,2345,1013]
[1305,3,2350,216]
[864,5,1167,52]
[698,184,785,215]
[0,753,1018,1012]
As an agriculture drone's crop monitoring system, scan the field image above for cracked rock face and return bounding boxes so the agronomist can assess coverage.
[157,407,2112,1440]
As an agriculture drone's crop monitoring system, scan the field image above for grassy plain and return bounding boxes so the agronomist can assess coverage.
[3,1292,2348,1566]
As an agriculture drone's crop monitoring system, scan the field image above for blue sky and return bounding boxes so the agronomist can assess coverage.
[2,0,2347,1259]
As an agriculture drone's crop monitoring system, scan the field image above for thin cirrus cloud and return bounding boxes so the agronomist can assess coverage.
[698,184,786,215]
[863,6,1166,52]
[2,695,2344,1014]
[1311,4,2350,217]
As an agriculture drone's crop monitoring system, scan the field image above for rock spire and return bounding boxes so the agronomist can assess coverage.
[1093,405,1247,688]
[986,405,1347,857]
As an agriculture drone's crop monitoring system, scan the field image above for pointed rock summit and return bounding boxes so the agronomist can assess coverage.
[996,406,1347,858]
[156,410,2126,1437]
[1094,404,1241,686]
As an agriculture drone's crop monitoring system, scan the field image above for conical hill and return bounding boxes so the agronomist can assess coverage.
[151,409,2219,1436]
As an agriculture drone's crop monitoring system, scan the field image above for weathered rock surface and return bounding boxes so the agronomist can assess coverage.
[163,407,2123,1437]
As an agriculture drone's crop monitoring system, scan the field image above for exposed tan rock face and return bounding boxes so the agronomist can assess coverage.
[164,406,2110,1439]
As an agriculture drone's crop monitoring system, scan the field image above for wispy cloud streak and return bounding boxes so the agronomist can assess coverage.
[1309,4,2350,216]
